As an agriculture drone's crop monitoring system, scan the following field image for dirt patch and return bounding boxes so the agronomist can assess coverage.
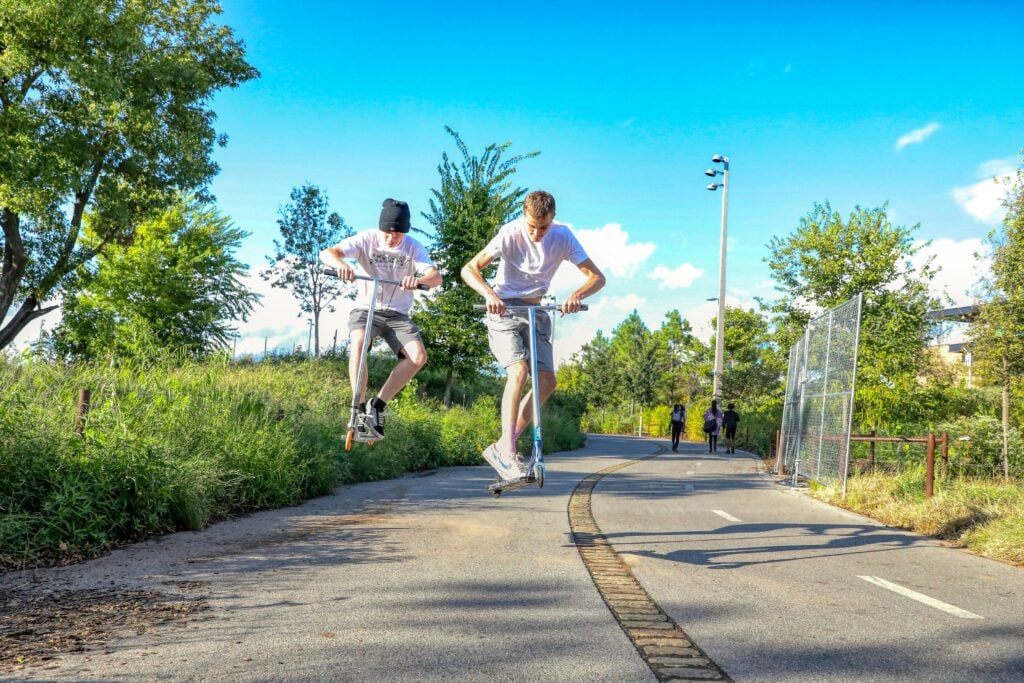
[1,584,208,674]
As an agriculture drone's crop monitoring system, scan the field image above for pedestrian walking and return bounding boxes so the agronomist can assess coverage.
[723,402,740,453]
[669,403,686,452]
[703,400,724,453]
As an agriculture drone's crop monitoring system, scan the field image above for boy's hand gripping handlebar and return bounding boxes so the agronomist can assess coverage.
[320,265,430,290]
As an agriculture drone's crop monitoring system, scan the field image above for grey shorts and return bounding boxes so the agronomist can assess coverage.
[484,299,554,373]
[348,308,422,358]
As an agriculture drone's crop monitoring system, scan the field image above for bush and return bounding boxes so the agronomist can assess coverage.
[1,354,581,569]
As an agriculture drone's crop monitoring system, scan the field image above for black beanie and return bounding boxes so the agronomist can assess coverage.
[379,198,411,233]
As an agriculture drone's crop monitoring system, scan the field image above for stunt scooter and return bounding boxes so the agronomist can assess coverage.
[322,265,428,451]
[474,302,588,497]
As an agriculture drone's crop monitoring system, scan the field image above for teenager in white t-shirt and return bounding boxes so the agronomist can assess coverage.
[320,199,442,438]
[461,190,606,479]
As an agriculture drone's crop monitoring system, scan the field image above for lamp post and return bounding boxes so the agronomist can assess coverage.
[705,154,730,400]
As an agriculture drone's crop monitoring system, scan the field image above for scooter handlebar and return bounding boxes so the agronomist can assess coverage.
[472,303,589,312]
[321,265,429,290]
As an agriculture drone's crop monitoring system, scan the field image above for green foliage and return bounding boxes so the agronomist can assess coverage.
[763,202,939,430]
[0,0,258,349]
[47,199,257,360]
[0,352,585,568]
[264,183,352,357]
[415,127,539,406]
[610,310,659,408]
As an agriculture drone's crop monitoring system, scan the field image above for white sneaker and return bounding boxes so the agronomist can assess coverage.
[482,443,525,481]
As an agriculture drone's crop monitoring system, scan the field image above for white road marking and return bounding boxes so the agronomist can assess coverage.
[685,470,695,475]
[857,576,983,619]
[712,510,741,522]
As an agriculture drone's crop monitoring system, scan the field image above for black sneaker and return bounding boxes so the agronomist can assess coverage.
[367,398,386,438]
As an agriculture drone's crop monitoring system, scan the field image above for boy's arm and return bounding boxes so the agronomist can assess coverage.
[561,258,606,314]
[461,248,505,314]
[320,245,355,280]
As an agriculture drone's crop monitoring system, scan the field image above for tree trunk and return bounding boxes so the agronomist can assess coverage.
[443,367,454,409]
[1002,377,1010,480]
[0,295,57,349]
[314,310,321,358]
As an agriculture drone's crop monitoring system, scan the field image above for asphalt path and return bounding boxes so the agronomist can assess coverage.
[4,435,1023,681]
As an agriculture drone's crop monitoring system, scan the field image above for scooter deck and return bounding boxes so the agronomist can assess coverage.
[488,475,538,496]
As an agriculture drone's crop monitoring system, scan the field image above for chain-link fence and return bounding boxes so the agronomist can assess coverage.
[778,294,862,491]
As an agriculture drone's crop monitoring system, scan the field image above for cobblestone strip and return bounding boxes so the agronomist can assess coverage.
[568,445,732,682]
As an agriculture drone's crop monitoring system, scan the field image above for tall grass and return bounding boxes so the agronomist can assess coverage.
[1,354,581,569]
[811,471,1024,566]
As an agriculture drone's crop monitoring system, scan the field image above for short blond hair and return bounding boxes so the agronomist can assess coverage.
[524,190,556,219]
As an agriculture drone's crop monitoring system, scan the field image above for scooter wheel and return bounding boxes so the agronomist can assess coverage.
[492,490,502,498]
[367,440,374,447]
[344,429,355,451]
[535,463,545,488]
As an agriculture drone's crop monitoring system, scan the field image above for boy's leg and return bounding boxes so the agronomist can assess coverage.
[502,361,530,454]
[512,370,557,443]
[377,339,427,402]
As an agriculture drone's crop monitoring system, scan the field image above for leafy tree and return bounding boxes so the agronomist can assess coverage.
[263,183,351,357]
[718,307,783,409]
[49,199,257,359]
[416,127,538,407]
[763,202,939,430]
[610,310,659,413]
[0,0,258,349]
[653,309,707,406]
[970,152,1024,478]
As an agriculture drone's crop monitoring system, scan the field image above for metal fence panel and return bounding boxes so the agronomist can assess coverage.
[779,294,862,490]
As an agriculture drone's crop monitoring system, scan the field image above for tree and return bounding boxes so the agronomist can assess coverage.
[653,309,707,407]
[49,199,258,359]
[610,310,659,413]
[717,307,783,409]
[0,0,257,349]
[415,127,539,407]
[970,152,1024,478]
[763,202,939,430]
[263,183,351,357]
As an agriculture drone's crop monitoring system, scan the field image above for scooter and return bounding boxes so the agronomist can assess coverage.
[322,265,428,451]
[474,302,588,497]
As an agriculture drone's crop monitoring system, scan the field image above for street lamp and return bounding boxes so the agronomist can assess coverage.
[705,154,730,400]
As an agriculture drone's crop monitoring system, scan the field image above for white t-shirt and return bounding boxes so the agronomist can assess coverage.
[483,218,589,299]
[335,231,435,314]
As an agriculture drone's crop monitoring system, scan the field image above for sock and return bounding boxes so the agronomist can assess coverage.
[358,401,366,414]
[371,397,386,411]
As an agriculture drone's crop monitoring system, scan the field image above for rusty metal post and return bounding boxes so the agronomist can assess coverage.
[869,430,876,472]
[941,431,949,474]
[925,433,936,499]
[75,389,92,436]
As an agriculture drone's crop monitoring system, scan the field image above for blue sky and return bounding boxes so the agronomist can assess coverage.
[22,1,1024,359]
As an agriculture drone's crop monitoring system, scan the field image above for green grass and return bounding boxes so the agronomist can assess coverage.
[1,355,584,569]
[810,471,1024,566]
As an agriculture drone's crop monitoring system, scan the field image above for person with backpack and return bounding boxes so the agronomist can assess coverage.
[669,403,686,452]
[722,403,740,454]
[703,400,724,453]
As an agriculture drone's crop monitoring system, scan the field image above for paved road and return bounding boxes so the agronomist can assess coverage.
[4,435,1023,681]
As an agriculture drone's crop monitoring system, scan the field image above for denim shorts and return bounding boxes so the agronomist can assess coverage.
[348,308,422,358]
[484,299,554,373]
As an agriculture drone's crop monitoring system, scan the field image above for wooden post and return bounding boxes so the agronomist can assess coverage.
[869,429,876,473]
[925,433,936,499]
[75,389,92,436]
[941,431,949,474]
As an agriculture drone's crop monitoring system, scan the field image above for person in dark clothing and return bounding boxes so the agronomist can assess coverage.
[723,403,740,453]
[703,400,723,453]
[669,403,686,452]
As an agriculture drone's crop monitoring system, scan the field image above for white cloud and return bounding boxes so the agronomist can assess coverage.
[548,222,655,300]
[895,122,941,150]
[952,160,1014,224]
[911,237,990,307]
[649,263,704,290]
